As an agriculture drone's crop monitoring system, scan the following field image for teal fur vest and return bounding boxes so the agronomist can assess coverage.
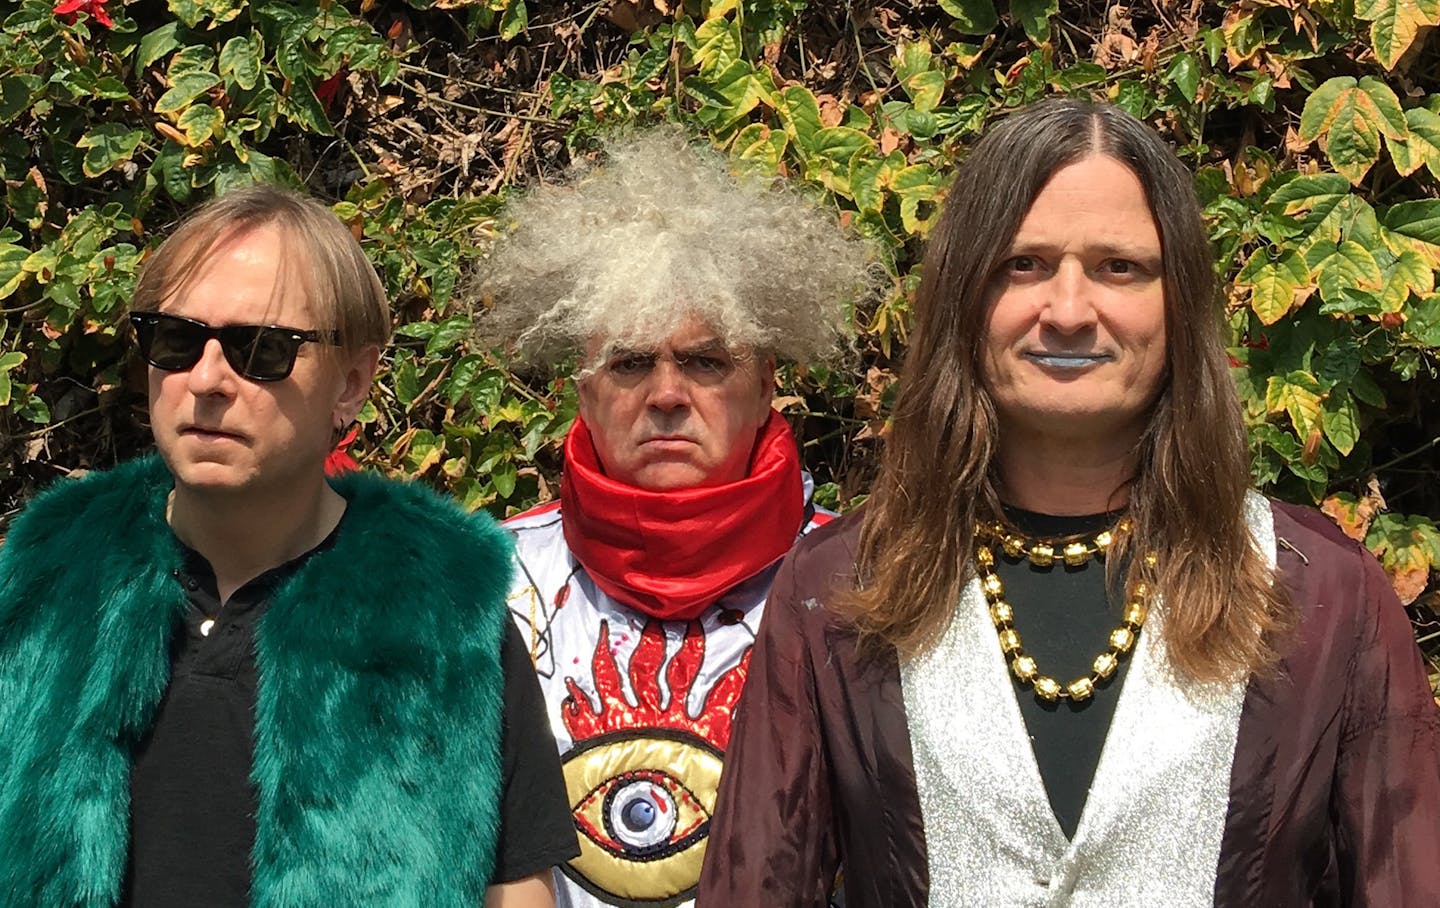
[0,455,513,906]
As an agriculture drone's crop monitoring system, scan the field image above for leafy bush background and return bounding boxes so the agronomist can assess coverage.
[1,0,1437,689]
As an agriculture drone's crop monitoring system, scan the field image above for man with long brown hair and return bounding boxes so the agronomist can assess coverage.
[699,99,1440,906]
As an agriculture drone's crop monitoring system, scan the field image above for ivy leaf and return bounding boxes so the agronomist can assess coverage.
[1266,370,1324,438]
[939,0,999,34]
[1408,293,1440,345]
[155,70,220,115]
[167,0,242,29]
[1305,239,1385,303]
[219,34,263,92]
[499,0,527,40]
[77,125,147,178]
[1010,0,1057,43]
[1297,76,1406,184]
[1365,513,1440,605]
[1266,173,1351,253]
[1236,247,1310,325]
[1353,0,1440,71]
[1380,199,1440,266]
[0,244,29,299]
[1321,391,1361,455]
[1389,107,1440,179]
[136,23,181,70]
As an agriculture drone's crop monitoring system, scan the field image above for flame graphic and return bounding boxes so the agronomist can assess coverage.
[562,618,749,752]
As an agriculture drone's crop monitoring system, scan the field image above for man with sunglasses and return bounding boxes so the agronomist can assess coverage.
[0,185,578,907]
[471,129,877,908]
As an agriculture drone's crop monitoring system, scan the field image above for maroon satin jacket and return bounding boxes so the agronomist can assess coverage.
[698,501,1440,907]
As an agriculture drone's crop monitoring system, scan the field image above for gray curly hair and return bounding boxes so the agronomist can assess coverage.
[470,127,880,370]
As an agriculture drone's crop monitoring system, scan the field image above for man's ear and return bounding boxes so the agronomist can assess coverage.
[332,344,381,427]
[758,353,777,416]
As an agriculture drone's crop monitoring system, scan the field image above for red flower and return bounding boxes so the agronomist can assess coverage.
[325,425,361,477]
[53,0,113,28]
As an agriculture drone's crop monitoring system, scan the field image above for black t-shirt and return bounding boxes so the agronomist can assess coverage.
[122,529,579,907]
[995,507,1136,841]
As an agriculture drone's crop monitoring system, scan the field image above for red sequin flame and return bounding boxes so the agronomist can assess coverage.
[562,618,749,752]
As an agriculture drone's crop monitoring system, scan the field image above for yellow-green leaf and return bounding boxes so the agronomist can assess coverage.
[939,0,999,34]
[499,0,527,40]
[1354,0,1440,70]
[155,71,220,115]
[1390,107,1440,179]
[166,0,241,29]
[1236,248,1311,324]
[730,123,786,173]
[1265,371,1324,438]
[1011,0,1058,43]
[1376,248,1433,311]
[0,244,28,300]
[177,103,222,146]
[1306,239,1385,302]
[1267,173,1352,254]
[780,84,823,151]
[1297,76,1406,184]
[77,125,147,178]
[1381,199,1440,267]
[905,70,947,113]
[693,17,742,73]
[1322,391,1361,455]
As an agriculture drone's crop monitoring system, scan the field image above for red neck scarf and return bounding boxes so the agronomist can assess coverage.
[561,411,805,621]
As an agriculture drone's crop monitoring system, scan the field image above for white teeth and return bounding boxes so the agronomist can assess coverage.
[1026,354,1107,369]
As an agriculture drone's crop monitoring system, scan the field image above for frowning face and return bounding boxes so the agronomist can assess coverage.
[577,315,774,491]
[982,154,1168,447]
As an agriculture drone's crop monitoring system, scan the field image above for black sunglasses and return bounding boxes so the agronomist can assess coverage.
[129,311,339,382]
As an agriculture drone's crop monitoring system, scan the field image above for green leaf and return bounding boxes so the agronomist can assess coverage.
[1380,199,1440,267]
[1011,0,1057,43]
[137,23,181,70]
[0,244,28,299]
[425,317,472,357]
[905,70,947,113]
[780,84,823,152]
[1297,76,1406,184]
[77,125,147,178]
[167,0,242,28]
[1305,239,1384,302]
[693,17,742,72]
[155,71,220,115]
[1390,107,1440,180]
[1408,293,1440,345]
[219,34,263,92]
[499,0,527,41]
[893,41,933,86]
[939,0,999,34]
[1165,53,1200,104]
[1354,0,1440,70]
[0,75,42,125]
[1236,248,1310,325]
[1321,391,1360,455]
[731,124,787,172]
[1376,248,1433,311]
[1265,370,1324,437]
[177,103,222,146]
[492,459,518,499]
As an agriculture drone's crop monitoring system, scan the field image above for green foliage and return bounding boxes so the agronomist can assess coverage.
[1,0,1438,683]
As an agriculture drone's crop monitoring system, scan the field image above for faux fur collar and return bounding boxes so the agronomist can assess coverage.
[0,455,513,907]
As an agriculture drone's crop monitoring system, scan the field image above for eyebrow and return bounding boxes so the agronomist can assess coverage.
[1006,239,1162,261]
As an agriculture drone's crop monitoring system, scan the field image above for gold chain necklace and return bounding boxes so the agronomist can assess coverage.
[974,520,1153,703]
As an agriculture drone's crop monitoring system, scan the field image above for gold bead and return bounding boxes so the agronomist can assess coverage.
[998,628,1022,654]
[989,600,1013,625]
[1143,551,1158,568]
[1012,655,1038,682]
[1123,600,1147,627]
[1110,626,1136,653]
[1067,677,1095,700]
[982,573,1004,597]
[1093,530,1114,552]
[1117,517,1133,535]
[1034,676,1062,701]
[1132,581,1149,599]
[1062,542,1089,566]
[1093,652,1119,679]
[976,546,995,568]
[1028,543,1054,567]
[1002,535,1026,558]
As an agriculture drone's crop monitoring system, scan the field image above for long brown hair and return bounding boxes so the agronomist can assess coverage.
[842,99,1293,683]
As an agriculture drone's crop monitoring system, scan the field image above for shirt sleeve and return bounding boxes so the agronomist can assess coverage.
[1333,552,1440,906]
[698,550,839,906]
[488,621,581,884]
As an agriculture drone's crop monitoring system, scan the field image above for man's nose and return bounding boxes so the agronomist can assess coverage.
[1039,260,1098,335]
[185,338,239,395]
[645,359,691,411]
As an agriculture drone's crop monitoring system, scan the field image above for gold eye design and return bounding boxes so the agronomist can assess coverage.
[560,729,724,906]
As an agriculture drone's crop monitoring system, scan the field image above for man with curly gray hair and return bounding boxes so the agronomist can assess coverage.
[473,127,876,908]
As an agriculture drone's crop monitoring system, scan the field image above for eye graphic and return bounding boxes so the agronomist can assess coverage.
[560,729,723,906]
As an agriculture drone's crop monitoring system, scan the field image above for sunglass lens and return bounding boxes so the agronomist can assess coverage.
[148,316,207,370]
[222,326,297,380]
